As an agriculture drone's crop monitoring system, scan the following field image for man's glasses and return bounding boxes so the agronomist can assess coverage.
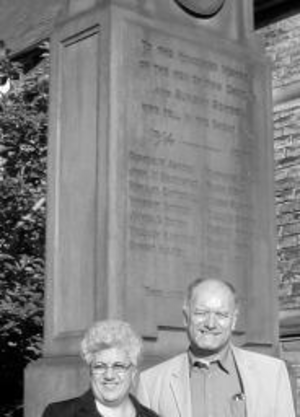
[91,362,132,376]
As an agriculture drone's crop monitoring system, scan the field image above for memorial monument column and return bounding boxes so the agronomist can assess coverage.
[24,0,279,416]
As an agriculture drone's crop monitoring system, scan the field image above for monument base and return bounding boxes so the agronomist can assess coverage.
[24,356,89,417]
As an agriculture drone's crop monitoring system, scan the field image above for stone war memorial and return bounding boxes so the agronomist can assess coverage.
[25,0,279,416]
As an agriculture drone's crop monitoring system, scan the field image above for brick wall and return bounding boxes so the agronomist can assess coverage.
[259,15,300,89]
[274,101,300,312]
[259,15,300,329]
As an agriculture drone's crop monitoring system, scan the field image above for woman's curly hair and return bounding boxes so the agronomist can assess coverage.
[80,320,143,366]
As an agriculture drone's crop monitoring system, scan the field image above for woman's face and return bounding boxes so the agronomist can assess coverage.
[90,347,136,406]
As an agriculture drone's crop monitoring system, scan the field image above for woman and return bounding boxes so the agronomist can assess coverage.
[42,320,158,417]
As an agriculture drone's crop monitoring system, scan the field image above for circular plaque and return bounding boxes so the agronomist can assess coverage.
[175,0,226,18]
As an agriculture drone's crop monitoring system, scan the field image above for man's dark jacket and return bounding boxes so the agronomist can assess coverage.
[42,389,160,417]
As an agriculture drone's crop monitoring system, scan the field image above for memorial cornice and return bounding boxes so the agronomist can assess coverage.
[0,0,299,54]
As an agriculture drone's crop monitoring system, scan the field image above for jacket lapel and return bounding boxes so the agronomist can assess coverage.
[232,347,258,417]
[77,389,101,417]
[169,353,192,417]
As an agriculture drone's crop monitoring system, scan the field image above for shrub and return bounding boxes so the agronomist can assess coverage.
[0,42,48,417]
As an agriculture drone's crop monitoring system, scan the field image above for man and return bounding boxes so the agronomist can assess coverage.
[137,278,295,417]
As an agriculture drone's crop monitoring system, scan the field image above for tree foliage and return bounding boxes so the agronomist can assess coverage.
[0,43,48,416]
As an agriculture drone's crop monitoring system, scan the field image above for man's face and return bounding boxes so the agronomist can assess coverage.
[90,347,136,406]
[184,281,237,355]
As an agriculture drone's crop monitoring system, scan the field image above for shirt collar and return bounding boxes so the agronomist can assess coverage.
[188,344,233,374]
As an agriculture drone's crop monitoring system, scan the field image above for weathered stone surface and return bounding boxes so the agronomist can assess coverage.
[119,15,275,348]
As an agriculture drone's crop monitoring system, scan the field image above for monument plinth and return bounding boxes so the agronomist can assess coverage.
[25,1,278,416]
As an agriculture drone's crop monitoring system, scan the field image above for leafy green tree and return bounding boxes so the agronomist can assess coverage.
[0,42,48,416]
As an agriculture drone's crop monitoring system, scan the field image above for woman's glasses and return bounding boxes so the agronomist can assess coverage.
[91,362,132,376]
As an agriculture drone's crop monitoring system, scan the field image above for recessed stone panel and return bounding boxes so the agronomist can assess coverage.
[113,16,275,343]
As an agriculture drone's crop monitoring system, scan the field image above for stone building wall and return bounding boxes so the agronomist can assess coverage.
[259,15,300,335]
[0,0,63,54]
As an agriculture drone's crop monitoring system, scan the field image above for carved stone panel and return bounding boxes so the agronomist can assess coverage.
[44,15,103,355]
[112,10,276,346]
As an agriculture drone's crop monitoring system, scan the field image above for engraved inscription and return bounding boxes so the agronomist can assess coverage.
[124,26,260,290]
[128,151,198,257]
